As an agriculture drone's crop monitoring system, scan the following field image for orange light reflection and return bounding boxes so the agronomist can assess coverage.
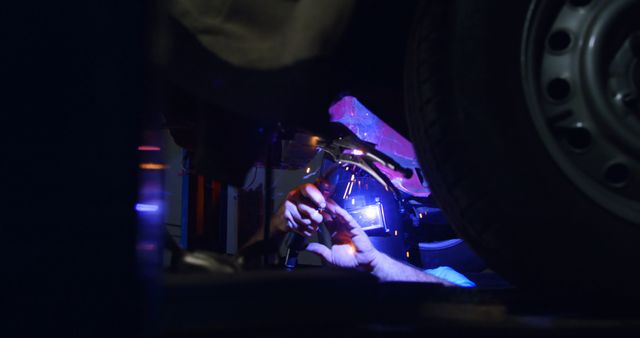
[139,163,167,170]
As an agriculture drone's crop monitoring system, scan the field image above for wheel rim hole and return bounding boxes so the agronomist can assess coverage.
[604,163,630,186]
[547,78,571,101]
[568,0,591,7]
[566,127,591,151]
[548,31,572,52]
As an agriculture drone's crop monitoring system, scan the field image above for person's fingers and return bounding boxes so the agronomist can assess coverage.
[325,198,340,212]
[283,209,297,233]
[325,201,352,222]
[297,203,324,224]
[284,200,312,229]
[285,218,314,237]
[351,229,374,250]
[307,223,319,233]
[322,200,354,236]
[323,199,343,223]
[305,243,332,262]
[332,204,352,220]
[349,227,363,238]
[332,205,361,230]
[287,201,310,225]
[299,184,327,209]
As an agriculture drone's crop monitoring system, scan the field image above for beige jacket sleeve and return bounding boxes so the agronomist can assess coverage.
[170,0,356,70]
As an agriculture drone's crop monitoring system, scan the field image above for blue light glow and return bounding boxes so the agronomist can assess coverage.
[348,201,387,233]
[135,203,159,212]
[362,205,379,220]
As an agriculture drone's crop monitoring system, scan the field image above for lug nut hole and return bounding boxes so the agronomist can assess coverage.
[604,162,630,186]
[548,30,572,52]
[547,78,571,101]
[566,127,592,151]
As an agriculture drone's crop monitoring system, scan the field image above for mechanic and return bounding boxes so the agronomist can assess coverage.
[271,183,476,287]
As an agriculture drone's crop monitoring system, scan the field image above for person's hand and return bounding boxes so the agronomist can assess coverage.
[271,183,327,237]
[305,200,381,271]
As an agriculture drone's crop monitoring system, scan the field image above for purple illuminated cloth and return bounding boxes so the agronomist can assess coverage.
[329,96,430,197]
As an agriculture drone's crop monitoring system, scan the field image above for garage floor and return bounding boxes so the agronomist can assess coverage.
[162,269,640,337]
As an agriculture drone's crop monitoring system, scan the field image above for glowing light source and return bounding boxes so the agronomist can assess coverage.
[362,205,379,220]
[350,202,387,233]
[305,167,311,174]
[352,149,364,156]
[348,244,355,255]
[394,230,398,237]
[310,136,320,146]
[139,163,167,170]
[343,181,354,200]
[135,203,159,212]
[418,213,423,219]
[137,145,161,151]
[406,251,411,258]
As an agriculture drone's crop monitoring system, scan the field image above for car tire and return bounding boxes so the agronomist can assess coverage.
[405,0,640,292]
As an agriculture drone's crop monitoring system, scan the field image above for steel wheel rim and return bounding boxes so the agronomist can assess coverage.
[522,0,640,223]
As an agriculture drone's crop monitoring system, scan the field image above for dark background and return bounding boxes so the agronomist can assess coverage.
[1,0,418,335]
[3,1,145,336]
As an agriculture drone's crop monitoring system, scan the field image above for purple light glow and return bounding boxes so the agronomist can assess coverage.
[329,96,420,169]
[137,241,158,251]
[329,96,431,197]
[344,149,364,156]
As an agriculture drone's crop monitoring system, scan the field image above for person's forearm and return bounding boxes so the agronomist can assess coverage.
[370,253,454,286]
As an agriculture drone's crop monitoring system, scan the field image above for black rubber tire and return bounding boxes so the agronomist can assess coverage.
[405,0,640,293]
